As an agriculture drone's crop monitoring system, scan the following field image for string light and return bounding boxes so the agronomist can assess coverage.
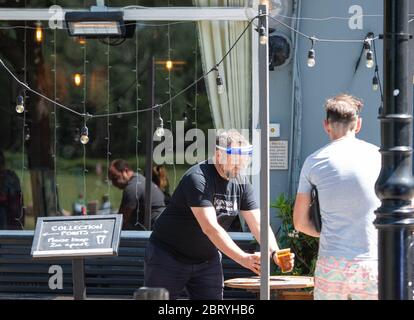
[267,15,379,43]
[307,38,316,68]
[80,125,89,145]
[82,16,89,210]
[24,125,30,141]
[259,25,268,45]
[35,22,43,43]
[73,73,82,87]
[363,38,371,54]
[182,111,188,124]
[363,34,375,69]
[216,73,224,94]
[17,4,28,230]
[372,74,379,91]
[372,40,384,102]
[15,95,25,113]
[213,66,225,95]
[166,60,173,70]
[1,15,255,119]
[166,5,177,187]
[366,49,374,68]
[2,14,384,122]
[155,116,165,138]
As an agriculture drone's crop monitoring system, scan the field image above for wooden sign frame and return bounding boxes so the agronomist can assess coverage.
[31,214,123,259]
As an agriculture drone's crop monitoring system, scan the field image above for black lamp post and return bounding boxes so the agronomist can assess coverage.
[374,0,414,300]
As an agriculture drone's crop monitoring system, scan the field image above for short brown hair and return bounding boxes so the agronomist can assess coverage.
[110,159,131,173]
[325,94,363,129]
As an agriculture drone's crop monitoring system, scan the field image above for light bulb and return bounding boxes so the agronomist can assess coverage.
[259,26,267,45]
[216,74,224,95]
[15,95,24,114]
[372,76,379,91]
[155,117,164,138]
[366,50,374,68]
[260,35,268,46]
[80,126,89,145]
[307,49,316,68]
[217,84,224,95]
[74,73,82,87]
[35,23,43,43]
[155,126,165,138]
[78,37,86,45]
[166,60,173,70]
[80,134,89,145]
[182,112,188,124]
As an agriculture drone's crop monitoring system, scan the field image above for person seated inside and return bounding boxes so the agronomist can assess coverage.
[72,192,86,216]
[99,194,112,215]
[108,159,166,230]
[0,149,24,230]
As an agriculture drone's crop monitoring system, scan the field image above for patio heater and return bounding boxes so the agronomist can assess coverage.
[64,1,135,39]
[65,11,127,38]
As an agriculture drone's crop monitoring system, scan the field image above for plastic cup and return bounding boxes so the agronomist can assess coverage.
[276,248,292,273]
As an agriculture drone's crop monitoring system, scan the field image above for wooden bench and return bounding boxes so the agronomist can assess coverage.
[0,230,256,299]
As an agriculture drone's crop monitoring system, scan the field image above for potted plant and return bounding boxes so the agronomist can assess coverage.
[270,193,319,300]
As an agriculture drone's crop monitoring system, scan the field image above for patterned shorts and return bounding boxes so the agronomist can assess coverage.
[314,256,378,300]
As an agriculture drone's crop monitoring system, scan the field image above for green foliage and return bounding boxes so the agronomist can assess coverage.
[271,194,319,276]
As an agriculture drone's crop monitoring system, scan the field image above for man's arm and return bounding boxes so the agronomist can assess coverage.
[293,193,320,238]
[241,209,279,253]
[191,206,261,274]
[241,209,294,271]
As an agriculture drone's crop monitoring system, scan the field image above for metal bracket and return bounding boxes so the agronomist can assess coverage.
[91,0,108,12]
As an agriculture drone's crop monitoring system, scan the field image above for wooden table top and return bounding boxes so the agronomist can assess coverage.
[224,275,314,291]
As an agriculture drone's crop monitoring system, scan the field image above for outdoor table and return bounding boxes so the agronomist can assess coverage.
[224,275,314,300]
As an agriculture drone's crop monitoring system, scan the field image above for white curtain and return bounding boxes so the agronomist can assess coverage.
[194,0,251,231]
[194,0,251,131]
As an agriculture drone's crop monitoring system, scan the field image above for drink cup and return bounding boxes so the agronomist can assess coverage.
[276,248,292,273]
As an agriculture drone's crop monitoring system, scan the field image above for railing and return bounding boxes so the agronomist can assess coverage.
[0,230,256,299]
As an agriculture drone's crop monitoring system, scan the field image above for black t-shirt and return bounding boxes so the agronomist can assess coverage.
[150,161,258,263]
[121,174,166,230]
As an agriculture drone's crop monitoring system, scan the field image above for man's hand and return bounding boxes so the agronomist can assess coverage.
[273,251,295,273]
[238,252,261,275]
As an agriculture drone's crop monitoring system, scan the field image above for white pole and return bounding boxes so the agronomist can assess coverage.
[0,7,249,21]
[258,3,270,300]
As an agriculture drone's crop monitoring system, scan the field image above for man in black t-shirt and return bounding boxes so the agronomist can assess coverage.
[145,130,295,300]
[108,159,165,230]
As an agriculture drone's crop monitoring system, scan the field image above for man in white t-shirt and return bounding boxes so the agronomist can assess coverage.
[293,94,381,300]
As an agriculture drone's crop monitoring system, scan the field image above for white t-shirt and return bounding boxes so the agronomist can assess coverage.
[297,136,381,260]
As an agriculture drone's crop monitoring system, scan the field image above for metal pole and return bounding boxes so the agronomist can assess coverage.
[375,0,414,300]
[144,57,155,230]
[72,258,86,300]
[258,3,270,301]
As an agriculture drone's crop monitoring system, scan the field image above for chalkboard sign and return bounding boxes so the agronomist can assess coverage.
[31,214,123,259]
